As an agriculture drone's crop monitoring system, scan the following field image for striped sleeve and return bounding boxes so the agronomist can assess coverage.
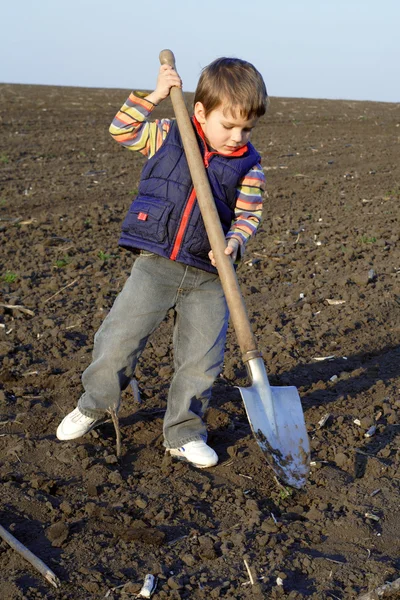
[225,163,265,253]
[109,93,172,158]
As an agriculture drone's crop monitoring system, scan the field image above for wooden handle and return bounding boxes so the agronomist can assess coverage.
[159,49,176,69]
[159,50,259,359]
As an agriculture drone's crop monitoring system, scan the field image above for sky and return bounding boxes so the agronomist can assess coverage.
[1,0,399,103]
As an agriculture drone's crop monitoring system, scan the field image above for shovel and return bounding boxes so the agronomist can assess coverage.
[159,50,310,488]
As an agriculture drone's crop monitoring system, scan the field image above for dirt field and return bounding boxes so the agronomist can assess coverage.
[0,83,399,599]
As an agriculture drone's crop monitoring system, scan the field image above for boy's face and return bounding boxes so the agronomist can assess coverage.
[194,102,258,154]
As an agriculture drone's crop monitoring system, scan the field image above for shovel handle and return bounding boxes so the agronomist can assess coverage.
[159,49,260,360]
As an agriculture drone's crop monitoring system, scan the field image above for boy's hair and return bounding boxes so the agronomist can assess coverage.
[194,57,268,119]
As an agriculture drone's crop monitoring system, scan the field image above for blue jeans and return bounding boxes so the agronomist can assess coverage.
[78,253,229,448]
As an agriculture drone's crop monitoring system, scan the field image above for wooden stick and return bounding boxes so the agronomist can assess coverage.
[43,278,79,304]
[0,523,60,588]
[43,264,92,304]
[0,303,35,317]
[357,577,400,599]
[110,408,121,458]
[243,559,254,585]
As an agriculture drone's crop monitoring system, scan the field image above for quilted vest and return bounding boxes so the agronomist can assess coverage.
[119,119,261,274]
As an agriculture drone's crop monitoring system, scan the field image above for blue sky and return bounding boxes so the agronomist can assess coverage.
[1,0,399,102]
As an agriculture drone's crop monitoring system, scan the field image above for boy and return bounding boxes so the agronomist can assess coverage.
[56,58,267,468]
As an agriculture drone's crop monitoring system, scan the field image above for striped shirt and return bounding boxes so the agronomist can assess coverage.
[110,93,265,251]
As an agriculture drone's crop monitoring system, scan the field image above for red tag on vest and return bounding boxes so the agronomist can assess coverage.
[138,212,148,221]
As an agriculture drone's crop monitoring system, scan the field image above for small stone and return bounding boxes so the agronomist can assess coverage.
[31,477,43,490]
[85,502,99,517]
[261,520,279,533]
[182,554,196,567]
[60,501,73,516]
[105,454,118,464]
[86,484,98,497]
[46,521,69,547]
[359,416,374,429]
[108,471,123,484]
[159,366,173,378]
[122,582,141,594]
[352,272,369,286]
[82,582,101,594]
[198,536,217,560]
[257,534,270,547]
[135,497,148,509]
[81,457,92,470]
[381,402,392,415]
[334,452,348,467]
[378,447,391,458]
[161,452,173,473]
[167,576,184,590]
[77,446,88,459]
[306,506,322,521]
[121,526,165,546]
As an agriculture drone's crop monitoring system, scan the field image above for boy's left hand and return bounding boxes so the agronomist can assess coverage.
[208,239,240,267]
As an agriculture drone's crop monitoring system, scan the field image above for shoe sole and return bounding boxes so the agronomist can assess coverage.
[167,449,218,469]
[56,416,111,440]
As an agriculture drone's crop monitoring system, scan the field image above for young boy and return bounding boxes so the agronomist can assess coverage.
[56,58,267,468]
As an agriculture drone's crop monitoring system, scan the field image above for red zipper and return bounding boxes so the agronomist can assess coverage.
[170,187,197,260]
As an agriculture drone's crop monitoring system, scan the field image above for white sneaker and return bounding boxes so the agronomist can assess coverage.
[56,407,109,440]
[169,440,218,468]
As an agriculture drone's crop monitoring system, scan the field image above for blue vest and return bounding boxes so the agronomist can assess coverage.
[119,120,261,273]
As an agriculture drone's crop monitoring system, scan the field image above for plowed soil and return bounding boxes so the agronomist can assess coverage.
[0,83,399,599]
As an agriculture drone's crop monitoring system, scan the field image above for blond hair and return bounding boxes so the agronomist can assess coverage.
[194,57,268,119]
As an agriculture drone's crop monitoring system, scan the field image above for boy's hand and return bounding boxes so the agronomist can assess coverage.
[145,65,182,105]
[208,239,240,267]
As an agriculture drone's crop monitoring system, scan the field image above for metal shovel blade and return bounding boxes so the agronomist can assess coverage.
[238,357,310,489]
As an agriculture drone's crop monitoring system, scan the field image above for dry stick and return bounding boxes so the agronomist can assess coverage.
[0,523,60,589]
[0,303,35,317]
[43,278,79,304]
[42,263,93,305]
[110,408,121,458]
[243,559,255,585]
[357,576,400,599]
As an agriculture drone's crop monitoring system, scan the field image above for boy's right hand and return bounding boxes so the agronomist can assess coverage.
[145,65,182,105]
